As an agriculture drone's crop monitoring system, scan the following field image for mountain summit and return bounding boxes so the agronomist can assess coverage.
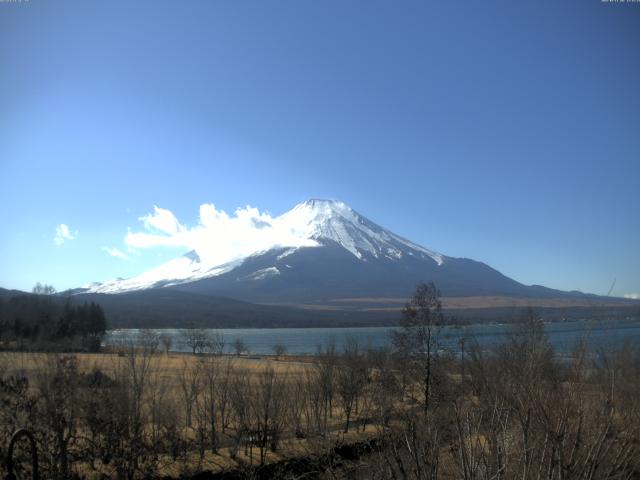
[275,199,443,264]
[83,199,578,303]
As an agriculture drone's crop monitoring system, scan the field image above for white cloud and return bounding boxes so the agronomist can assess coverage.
[102,247,130,260]
[125,203,317,267]
[139,206,185,235]
[54,224,77,245]
[624,293,640,300]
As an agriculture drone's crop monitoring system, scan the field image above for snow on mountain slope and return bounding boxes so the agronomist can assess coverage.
[90,252,243,293]
[276,199,444,264]
[86,199,444,294]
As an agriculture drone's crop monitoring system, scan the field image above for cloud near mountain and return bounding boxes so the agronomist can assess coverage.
[124,203,317,266]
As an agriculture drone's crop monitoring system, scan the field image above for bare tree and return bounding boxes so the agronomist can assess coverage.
[232,338,247,356]
[34,355,80,479]
[250,367,288,464]
[204,331,225,355]
[177,359,201,428]
[393,282,444,413]
[272,343,287,359]
[32,282,56,295]
[335,337,368,433]
[195,342,226,454]
[217,357,235,434]
[315,340,336,432]
[137,329,159,353]
[159,334,172,355]
[181,328,210,355]
[107,336,159,478]
[368,347,401,429]
[229,367,251,460]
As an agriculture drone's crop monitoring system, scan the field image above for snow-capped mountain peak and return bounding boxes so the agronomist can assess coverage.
[277,199,443,263]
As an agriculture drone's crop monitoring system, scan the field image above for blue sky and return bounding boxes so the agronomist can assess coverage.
[0,0,639,297]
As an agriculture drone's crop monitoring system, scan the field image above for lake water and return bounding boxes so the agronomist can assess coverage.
[105,318,640,355]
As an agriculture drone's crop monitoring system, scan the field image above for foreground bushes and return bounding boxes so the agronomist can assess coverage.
[366,324,640,479]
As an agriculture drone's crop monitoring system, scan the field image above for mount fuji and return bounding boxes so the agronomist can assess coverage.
[81,199,583,304]
[65,199,640,327]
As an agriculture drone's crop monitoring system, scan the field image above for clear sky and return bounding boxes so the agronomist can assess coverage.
[1,0,639,297]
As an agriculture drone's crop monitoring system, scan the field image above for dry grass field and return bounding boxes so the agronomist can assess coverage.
[0,349,383,478]
[0,350,312,380]
[290,295,639,310]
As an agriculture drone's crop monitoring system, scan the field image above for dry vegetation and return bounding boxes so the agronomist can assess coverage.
[0,341,385,479]
[1,284,639,479]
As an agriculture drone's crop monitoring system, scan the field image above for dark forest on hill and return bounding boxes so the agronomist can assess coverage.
[0,285,107,352]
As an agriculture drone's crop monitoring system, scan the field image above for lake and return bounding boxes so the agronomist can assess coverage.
[105,318,640,355]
